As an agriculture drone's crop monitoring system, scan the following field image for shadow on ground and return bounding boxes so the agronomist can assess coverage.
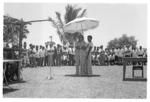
[65,74,101,77]
[3,88,19,94]
[124,78,147,82]
[6,80,26,85]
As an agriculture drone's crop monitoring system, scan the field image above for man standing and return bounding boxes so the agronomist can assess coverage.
[56,44,61,66]
[53,46,57,66]
[22,42,29,67]
[29,44,34,67]
[35,45,40,67]
[41,47,45,67]
[68,47,74,66]
[39,46,43,66]
[44,44,48,66]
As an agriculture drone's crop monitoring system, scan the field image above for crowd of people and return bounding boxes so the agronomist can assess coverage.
[91,45,147,66]
[21,42,75,68]
[21,38,147,68]
[3,35,147,80]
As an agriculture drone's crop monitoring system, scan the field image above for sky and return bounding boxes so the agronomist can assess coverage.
[4,3,147,48]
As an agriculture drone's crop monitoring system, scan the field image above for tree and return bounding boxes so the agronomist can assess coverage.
[107,34,137,49]
[49,4,87,45]
[3,15,29,46]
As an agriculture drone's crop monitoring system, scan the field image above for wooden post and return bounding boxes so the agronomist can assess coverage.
[123,59,126,81]
[18,19,24,81]
[19,19,23,58]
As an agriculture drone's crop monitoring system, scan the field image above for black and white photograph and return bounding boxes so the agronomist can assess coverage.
[1,0,149,99]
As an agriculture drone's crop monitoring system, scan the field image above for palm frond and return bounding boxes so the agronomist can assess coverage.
[48,17,58,28]
[55,12,64,27]
[78,9,87,18]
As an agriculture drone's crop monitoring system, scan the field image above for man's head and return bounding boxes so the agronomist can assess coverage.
[29,44,32,48]
[79,34,84,42]
[36,45,38,49]
[139,46,142,50]
[40,45,42,49]
[100,45,103,49]
[46,44,48,48]
[23,42,27,49]
[87,35,92,42]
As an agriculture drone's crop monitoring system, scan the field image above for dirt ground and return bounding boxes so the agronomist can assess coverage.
[3,65,147,98]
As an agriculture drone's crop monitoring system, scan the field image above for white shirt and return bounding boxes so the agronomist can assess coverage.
[132,50,138,58]
[87,42,93,52]
[137,49,144,55]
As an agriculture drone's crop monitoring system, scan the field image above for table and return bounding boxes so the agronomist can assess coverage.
[122,57,147,81]
[3,59,22,87]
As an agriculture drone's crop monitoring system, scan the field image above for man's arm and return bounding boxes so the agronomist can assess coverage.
[86,46,92,58]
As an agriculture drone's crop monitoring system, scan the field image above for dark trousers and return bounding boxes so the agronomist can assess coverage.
[69,54,74,66]
[40,57,44,66]
[56,54,61,66]
[53,54,57,66]
[30,57,34,67]
[44,56,48,66]
[36,58,40,66]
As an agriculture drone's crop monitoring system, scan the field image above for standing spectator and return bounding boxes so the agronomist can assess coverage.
[41,47,45,67]
[114,48,119,65]
[95,47,99,65]
[99,45,105,66]
[32,45,36,67]
[68,47,74,66]
[35,45,40,67]
[56,44,61,66]
[44,44,48,66]
[47,43,54,80]
[48,44,54,66]
[39,46,43,66]
[62,47,68,65]
[109,48,115,65]
[28,44,34,67]
[22,42,30,67]
[53,46,57,66]
[92,46,97,65]
[110,53,115,65]
[118,47,124,65]
[104,48,109,65]
[60,46,63,66]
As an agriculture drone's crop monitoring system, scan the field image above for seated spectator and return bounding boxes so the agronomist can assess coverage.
[132,47,138,58]
[124,46,132,57]
[117,47,124,65]
[137,46,144,57]
[110,53,115,65]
